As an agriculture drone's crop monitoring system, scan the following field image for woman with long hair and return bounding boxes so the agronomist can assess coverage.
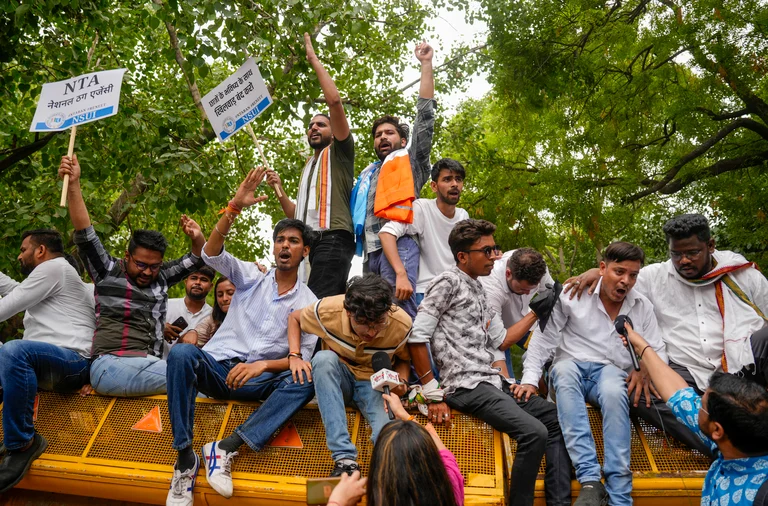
[327,393,463,506]
[184,277,235,348]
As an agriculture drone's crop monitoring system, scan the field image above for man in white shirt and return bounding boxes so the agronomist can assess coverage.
[567,214,768,457]
[516,242,666,506]
[0,229,96,493]
[379,158,469,309]
[162,266,214,358]
[480,248,554,377]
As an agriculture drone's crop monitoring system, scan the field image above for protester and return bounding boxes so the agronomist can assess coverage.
[288,273,411,476]
[517,242,666,506]
[163,266,215,357]
[620,321,768,506]
[567,213,768,456]
[379,158,469,305]
[267,33,355,298]
[0,229,96,492]
[59,155,204,397]
[408,219,571,506]
[351,41,435,318]
[165,168,318,506]
[182,277,235,348]
[480,248,554,376]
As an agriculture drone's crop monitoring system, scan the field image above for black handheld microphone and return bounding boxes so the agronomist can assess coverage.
[371,352,397,420]
[614,315,640,371]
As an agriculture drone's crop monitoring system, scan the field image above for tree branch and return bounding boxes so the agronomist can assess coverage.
[695,107,749,121]
[0,133,59,173]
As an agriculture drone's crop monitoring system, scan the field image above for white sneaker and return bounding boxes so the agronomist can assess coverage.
[166,453,200,506]
[201,441,238,498]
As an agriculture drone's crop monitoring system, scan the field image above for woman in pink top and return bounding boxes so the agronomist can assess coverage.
[327,393,464,506]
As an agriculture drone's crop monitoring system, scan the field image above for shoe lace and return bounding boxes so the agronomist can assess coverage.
[171,467,195,497]
[220,451,238,477]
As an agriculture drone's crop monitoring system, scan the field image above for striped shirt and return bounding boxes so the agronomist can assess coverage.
[300,295,411,380]
[201,246,318,362]
[73,225,202,358]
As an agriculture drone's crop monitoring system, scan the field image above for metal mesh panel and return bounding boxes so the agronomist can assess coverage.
[635,418,710,473]
[0,392,113,457]
[222,403,357,477]
[86,397,226,465]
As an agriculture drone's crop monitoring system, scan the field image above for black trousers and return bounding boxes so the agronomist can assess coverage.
[447,382,571,506]
[307,230,355,299]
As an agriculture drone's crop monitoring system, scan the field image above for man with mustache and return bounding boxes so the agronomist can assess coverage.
[0,229,95,492]
[58,155,205,397]
[351,41,435,318]
[162,266,215,358]
[267,33,355,299]
[567,214,768,458]
[516,242,666,506]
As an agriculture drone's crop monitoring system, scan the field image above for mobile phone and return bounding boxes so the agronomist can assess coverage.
[306,477,341,505]
[171,316,188,330]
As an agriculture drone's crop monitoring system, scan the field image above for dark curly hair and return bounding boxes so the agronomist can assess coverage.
[128,229,168,255]
[662,214,711,243]
[344,273,395,323]
[371,115,409,141]
[707,372,768,454]
[448,219,497,262]
[507,248,547,285]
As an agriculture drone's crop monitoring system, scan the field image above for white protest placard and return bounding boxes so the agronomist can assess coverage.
[30,69,127,132]
[201,57,273,142]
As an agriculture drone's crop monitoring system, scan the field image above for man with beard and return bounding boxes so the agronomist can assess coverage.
[58,155,205,397]
[0,230,95,492]
[267,33,355,298]
[165,168,318,506]
[516,242,666,506]
[566,213,768,457]
[162,266,215,358]
[351,41,435,318]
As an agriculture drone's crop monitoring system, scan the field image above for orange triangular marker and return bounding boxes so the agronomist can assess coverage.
[266,421,303,448]
[32,394,39,422]
[132,406,163,433]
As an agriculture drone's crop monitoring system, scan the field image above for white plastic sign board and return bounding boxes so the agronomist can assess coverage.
[30,69,127,132]
[201,57,273,142]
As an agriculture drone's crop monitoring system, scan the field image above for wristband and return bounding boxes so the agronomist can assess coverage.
[639,345,652,360]
[407,415,416,421]
[288,352,303,359]
[214,225,228,238]
[219,199,242,216]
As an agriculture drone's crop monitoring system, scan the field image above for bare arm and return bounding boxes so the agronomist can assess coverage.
[624,323,687,402]
[380,232,413,301]
[58,154,91,230]
[499,313,538,351]
[415,42,434,99]
[304,32,350,141]
[266,170,296,219]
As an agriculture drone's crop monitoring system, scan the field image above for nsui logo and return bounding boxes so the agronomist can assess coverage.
[45,113,65,129]
[223,117,236,133]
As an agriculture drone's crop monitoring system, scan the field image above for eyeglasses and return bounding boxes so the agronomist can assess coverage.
[129,254,162,272]
[669,249,703,261]
[463,245,502,259]
[352,317,390,332]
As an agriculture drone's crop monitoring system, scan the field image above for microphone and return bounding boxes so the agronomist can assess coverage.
[371,352,400,420]
[614,315,640,371]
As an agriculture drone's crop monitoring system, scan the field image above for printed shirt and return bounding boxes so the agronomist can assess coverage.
[668,388,768,506]
[300,294,411,380]
[201,246,318,363]
[364,97,436,254]
[409,266,507,395]
[74,225,202,358]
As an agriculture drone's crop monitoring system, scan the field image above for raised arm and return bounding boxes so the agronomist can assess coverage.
[58,154,91,231]
[623,322,688,402]
[304,32,350,142]
[415,41,434,99]
[266,170,296,219]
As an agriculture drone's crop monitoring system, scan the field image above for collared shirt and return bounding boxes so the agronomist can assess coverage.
[300,295,411,380]
[522,279,667,386]
[162,297,212,359]
[409,266,507,395]
[379,199,469,293]
[201,246,317,363]
[0,257,95,357]
[634,251,768,390]
[74,225,201,358]
[668,387,768,506]
[364,97,436,254]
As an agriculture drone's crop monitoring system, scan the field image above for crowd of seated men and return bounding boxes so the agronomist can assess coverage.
[1,36,767,506]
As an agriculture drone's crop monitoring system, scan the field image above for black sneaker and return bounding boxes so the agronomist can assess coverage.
[574,481,609,506]
[0,433,48,493]
[330,460,360,477]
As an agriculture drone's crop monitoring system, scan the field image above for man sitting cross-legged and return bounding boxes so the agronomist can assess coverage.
[165,169,318,506]
[287,273,411,477]
[516,242,667,506]
[59,155,205,397]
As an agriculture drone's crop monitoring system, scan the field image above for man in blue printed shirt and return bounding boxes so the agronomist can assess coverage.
[165,169,318,506]
[620,320,768,505]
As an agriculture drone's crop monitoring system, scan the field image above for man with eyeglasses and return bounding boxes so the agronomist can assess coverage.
[287,273,411,477]
[567,213,768,457]
[408,219,572,506]
[59,155,205,397]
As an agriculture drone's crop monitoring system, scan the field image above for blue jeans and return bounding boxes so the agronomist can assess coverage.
[90,354,167,396]
[367,236,420,318]
[167,344,315,451]
[550,360,632,506]
[0,340,90,449]
[312,351,389,462]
